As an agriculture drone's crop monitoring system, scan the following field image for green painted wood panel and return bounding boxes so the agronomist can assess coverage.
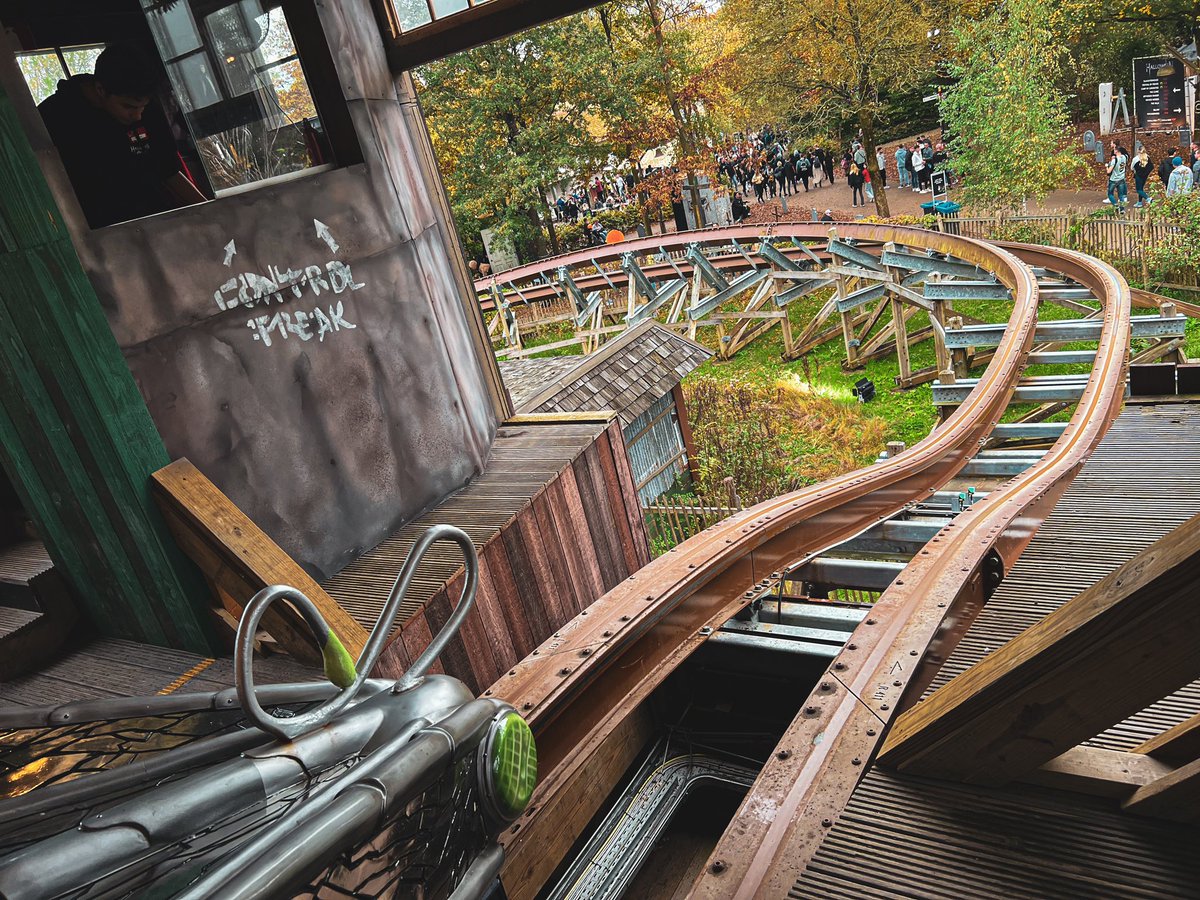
[0,82,217,653]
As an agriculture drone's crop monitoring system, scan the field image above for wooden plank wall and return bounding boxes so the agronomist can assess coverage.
[0,80,216,653]
[375,420,650,694]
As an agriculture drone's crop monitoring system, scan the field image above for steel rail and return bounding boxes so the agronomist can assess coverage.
[489,224,1041,900]
[688,242,1130,899]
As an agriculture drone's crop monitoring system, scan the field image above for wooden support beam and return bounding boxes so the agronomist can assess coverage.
[1123,756,1200,821]
[890,296,912,385]
[152,459,369,662]
[1134,713,1200,763]
[1021,746,1175,798]
[880,511,1200,785]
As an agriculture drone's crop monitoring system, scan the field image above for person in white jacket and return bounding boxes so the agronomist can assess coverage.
[911,147,927,193]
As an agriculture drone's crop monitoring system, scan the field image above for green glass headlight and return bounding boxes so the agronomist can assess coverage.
[479,710,538,824]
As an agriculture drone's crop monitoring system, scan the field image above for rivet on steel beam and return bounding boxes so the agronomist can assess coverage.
[852,757,862,766]
[834,662,846,671]
[848,643,858,651]
[645,595,655,601]
[893,680,902,687]
[895,579,904,585]
[579,648,592,657]
[710,860,727,875]
[819,681,833,692]
[910,650,918,656]
[558,668,571,676]
[602,630,612,637]
[880,703,890,710]
[620,615,631,621]
[532,650,539,655]
[867,619,877,625]
[777,749,791,760]
[699,626,714,636]
[866,728,877,736]
[804,705,820,716]
[821,818,833,828]
[937,602,946,608]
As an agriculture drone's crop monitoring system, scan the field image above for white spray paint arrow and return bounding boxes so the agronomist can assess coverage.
[223,239,237,267]
[314,219,340,254]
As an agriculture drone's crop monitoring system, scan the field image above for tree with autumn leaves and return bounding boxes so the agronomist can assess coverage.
[716,0,934,216]
[417,2,731,260]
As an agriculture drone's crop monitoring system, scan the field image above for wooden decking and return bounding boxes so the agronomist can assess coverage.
[794,402,1200,897]
[0,637,317,708]
[323,416,650,693]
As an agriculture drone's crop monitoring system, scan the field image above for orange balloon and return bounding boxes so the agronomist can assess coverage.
[605,229,626,244]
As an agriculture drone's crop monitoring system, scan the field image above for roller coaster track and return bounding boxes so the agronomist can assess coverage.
[483,224,1164,899]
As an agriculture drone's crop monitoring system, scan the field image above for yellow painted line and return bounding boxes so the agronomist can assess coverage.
[158,658,215,694]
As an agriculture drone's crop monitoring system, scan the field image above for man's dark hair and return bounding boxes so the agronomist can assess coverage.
[94,44,160,98]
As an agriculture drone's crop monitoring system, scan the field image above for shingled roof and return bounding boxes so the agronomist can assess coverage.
[499,321,712,428]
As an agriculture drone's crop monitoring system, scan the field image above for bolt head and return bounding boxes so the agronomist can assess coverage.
[821,818,833,828]
[852,757,862,766]
[880,703,890,710]
[710,860,727,875]
[893,680,902,687]
[866,728,877,736]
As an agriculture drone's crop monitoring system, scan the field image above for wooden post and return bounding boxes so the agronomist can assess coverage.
[890,296,912,386]
[880,509,1200,784]
[836,275,858,367]
[0,81,218,652]
[672,383,701,484]
[930,299,952,375]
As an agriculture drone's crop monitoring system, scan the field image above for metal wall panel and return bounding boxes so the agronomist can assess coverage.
[6,0,502,579]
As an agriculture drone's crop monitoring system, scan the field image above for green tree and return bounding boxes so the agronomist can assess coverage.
[940,0,1087,211]
[418,13,646,260]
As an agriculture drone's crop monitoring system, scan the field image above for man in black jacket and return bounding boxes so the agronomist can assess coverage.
[39,44,206,228]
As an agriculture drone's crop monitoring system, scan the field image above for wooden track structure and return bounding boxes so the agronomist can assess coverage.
[476,226,1194,381]
[475,224,1200,899]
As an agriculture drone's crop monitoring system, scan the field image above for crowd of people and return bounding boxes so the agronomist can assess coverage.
[1104,140,1199,210]
[715,126,951,216]
[553,172,640,225]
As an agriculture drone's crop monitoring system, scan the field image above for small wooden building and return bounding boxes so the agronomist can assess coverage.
[500,322,711,503]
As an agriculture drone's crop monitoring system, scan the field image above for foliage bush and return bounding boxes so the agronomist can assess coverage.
[682,375,888,505]
[1142,186,1200,282]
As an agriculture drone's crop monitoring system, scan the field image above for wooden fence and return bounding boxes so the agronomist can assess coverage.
[643,480,744,554]
[939,211,1200,290]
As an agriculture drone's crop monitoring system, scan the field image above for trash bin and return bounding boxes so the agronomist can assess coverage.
[935,200,962,215]
[920,201,939,214]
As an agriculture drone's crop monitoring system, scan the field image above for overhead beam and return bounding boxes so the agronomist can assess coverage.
[1123,756,1200,821]
[1022,746,1175,799]
[1134,713,1200,763]
[879,510,1200,785]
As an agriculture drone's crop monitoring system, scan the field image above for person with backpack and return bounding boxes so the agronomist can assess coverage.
[1105,141,1128,210]
[796,153,812,191]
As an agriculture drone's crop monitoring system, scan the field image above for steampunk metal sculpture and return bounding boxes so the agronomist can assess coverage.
[0,524,535,900]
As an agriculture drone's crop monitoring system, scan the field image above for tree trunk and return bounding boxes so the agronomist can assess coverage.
[859,110,891,218]
[646,0,705,228]
[540,184,560,255]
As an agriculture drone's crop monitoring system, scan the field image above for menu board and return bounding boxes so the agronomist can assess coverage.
[1133,56,1187,130]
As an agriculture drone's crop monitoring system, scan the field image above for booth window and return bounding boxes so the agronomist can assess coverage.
[141,1,329,194]
[17,45,106,105]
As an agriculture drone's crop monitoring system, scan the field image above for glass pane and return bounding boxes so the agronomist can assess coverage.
[431,0,470,17]
[60,45,105,78]
[169,53,222,112]
[140,0,327,193]
[144,2,202,59]
[255,8,296,65]
[392,0,433,32]
[15,51,67,105]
